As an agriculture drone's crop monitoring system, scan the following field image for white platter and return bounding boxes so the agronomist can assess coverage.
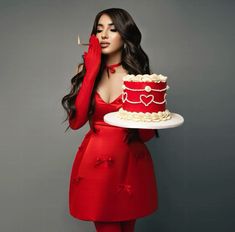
[104,112,184,129]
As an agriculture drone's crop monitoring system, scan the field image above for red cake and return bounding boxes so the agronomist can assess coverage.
[117,74,171,122]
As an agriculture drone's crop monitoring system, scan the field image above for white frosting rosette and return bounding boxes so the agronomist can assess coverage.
[123,73,168,82]
[118,108,171,122]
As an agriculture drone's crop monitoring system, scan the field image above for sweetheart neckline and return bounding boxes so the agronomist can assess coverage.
[95,91,122,105]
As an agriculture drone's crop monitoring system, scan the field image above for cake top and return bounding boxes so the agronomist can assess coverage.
[123,73,167,82]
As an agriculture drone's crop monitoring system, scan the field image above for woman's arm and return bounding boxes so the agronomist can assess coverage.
[68,65,95,129]
[69,35,101,130]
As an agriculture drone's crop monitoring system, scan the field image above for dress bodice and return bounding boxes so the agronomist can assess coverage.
[92,91,123,127]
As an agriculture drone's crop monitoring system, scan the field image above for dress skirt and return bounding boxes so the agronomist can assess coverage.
[68,92,158,221]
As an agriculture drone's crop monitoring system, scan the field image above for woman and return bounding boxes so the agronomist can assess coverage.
[62,8,159,232]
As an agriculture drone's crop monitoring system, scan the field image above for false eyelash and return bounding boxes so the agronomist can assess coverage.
[96,29,117,33]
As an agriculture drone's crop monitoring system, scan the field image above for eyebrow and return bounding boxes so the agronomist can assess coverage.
[97,23,114,27]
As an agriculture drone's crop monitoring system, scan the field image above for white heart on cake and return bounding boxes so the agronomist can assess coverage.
[140,94,154,106]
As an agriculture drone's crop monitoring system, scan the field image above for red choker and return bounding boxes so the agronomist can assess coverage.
[105,62,122,77]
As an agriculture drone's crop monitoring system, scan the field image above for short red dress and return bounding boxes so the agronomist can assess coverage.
[69,91,158,221]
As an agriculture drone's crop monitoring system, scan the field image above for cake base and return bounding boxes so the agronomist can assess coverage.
[118,108,171,122]
[104,112,184,129]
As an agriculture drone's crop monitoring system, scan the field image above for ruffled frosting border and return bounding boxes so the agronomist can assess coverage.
[123,73,168,82]
[117,108,172,122]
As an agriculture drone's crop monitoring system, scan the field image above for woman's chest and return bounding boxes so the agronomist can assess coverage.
[96,71,125,104]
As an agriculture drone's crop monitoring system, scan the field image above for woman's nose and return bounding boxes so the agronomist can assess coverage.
[101,30,109,38]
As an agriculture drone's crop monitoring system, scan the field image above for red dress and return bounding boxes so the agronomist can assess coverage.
[69,91,158,221]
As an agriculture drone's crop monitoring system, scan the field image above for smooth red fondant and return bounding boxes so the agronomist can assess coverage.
[123,81,167,113]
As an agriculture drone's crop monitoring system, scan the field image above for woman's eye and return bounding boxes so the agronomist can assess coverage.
[96,29,117,33]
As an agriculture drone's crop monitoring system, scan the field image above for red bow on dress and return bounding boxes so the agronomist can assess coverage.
[94,156,114,167]
[117,183,133,196]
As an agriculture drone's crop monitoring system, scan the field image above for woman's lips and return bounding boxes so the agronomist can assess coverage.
[101,42,110,48]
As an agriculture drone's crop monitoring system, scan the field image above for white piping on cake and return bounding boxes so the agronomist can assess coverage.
[123,85,170,92]
[122,92,167,105]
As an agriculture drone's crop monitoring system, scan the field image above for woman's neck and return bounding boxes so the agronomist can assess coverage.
[105,50,122,66]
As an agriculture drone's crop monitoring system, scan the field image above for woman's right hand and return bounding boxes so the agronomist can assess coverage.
[83,34,101,75]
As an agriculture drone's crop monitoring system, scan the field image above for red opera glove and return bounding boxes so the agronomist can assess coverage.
[69,34,101,130]
[138,129,156,142]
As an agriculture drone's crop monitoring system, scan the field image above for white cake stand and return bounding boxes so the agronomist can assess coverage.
[104,112,184,129]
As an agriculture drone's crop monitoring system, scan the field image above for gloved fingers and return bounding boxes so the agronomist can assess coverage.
[94,37,101,54]
[89,34,96,43]
[92,36,101,58]
[88,34,101,56]
[83,34,101,72]
[88,34,96,54]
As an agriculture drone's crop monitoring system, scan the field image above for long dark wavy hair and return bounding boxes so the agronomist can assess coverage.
[61,8,159,143]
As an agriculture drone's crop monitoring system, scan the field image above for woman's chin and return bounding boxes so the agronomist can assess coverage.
[101,49,111,55]
[101,48,121,56]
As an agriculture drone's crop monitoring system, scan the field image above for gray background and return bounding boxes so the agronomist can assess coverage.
[0,0,234,231]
